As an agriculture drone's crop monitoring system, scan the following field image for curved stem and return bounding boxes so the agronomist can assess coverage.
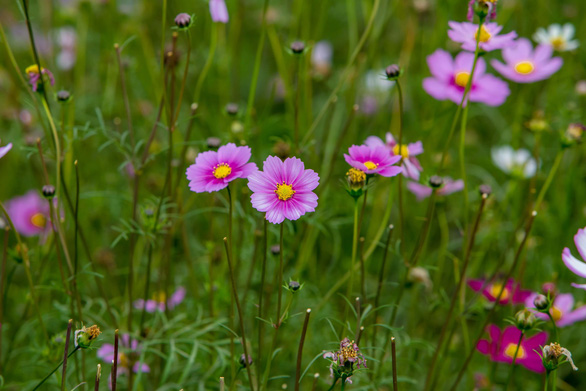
[534,150,563,211]
[276,223,284,328]
[33,346,80,391]
[326,377,340,391]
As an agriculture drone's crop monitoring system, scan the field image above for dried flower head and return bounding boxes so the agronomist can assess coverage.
[75,325,101,348]
[323,338,367,383]
[542,343,578,372]
[25,64,55,92]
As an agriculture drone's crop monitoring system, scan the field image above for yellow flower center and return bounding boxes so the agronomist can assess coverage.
[275,183,295,201]
[475,25,492,43]
[153,291,166,303]
[25,65,41,75]
[347,168,366,184]
[392,144,410,159]
[364,161,378,170]
[504,343,526,359]
[341,341,358,361]
[213,163,232,179]
[119,352,130,369]
[550,37,566,51]
[551,306,563,322]
[514,61,535,75]
[454,71,471,88]
[488,283,510,301]
[31,213,47,228]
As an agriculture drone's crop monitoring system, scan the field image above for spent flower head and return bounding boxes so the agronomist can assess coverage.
[323,338,367,383]
[541,343,578,372]
[25,64,55,93]
[75,325,101,348]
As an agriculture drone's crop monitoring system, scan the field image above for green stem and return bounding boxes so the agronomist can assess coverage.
[534,150,563,211]
[348,199,360,302]
[327,377,340,391]
[504,331,524,390]
[33,346,80,390]
[193,23,218,103]
[276,223,284,328]
[546,312,559,343]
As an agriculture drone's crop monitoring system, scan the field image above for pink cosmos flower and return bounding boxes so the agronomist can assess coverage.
[344,145,402,177]
[98,334,150,384]
[525,292,586,327]
[477,325,547,373]
[468,278,532,305]
[186,143,257,193]
[490,38,563,83]
[25,65,55,92]
[209,0,229,23]
[448,21,517,52]
[467,0,497,22]
[365,133,423,180]
[407,177,464,202]
[0,140,12,159]
[5,191,52,237]
[248,156,319,224]
[423,49,509,106]
[133,287,185,313]
[562,227,586,290]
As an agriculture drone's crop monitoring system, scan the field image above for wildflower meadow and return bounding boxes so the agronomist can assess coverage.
[2,0,586,389]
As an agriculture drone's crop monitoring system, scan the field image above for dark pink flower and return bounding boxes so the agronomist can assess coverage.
[186,143,257,193]
[248,156,319,224]
[562,227,586,290]
[448,21,517,52]
[133,287,185,313]
[423,49,509,106]
[344,145,402,177]
[209,0,229,23]
[526,292,586,327]
[365,133,423,180]
[491,38,563,83]
[5,191,52,237]
[477,325,547,373]
[468,278,532,305]
[25,65,55,92]
[407,177,464,202]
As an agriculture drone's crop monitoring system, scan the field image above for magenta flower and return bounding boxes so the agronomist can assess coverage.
[526,292,586,327]
[186,143,257,193]
[344,145,402,177]
[562,227,586,290]
[209,0,229,23]
[98,334,150,377]
[423,49,509,106]
[490,38,563,83]
[477,325,547,373]
[448,21,517,52]
[365,133,423,180]
[467,0,497,22]
[0,140,12,159]
[25,65,55,92]
[4,191,52,237]
[468,278,532,305]
[247,156,319,224]
[133,287,185,313]
[407,177,464,202]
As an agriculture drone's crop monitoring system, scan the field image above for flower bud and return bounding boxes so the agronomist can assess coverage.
[174,13,192,29]
[346,168,366,191]
[75,325,101,349]
[565,123,585,144]
[207,137,222,149]
[288,280,301,292]
[290,41,305,54]
[42,185,56,199]
[385,64,402,80]
[478,184,492,197]
[239,354,253,368]
[270,244,280,255]
[272,140,291,160]
[225,103,239,116]
[541,282,558,298]
[533,294,549,311]
[429,175,444,188]
[56,90,71,103]
[514,309,537,331]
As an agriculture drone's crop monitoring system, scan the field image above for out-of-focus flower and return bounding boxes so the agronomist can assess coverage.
[562,227,586,290]
[174,13,192,29]
[0,140,12,159]
[344,145,402,177]
[346,168,366,199]
[186,143,258,193]
[526,292,586,327]
[56,27,77,70]
[322,338,367,383]
[98,334,150,376]
[384,64,402,81]
[407,267,432,290]
[468,278,532,305]
[134,287,185,313]
[423,49,509,106]
[491,146,537,179]
[25,65,55,92]
[467,0,498,22]
[407,177,464,201]
[477,325,547,373]
[576,80,586,96]
[514,309,538,331]
[563,123,585,146]
[542,343,578,372]
[74,325,101,349]
[448,21,516,52]
[491,38,563,83]
[311,41,333,78]
[239,354,253,368]
[247,156,319,224]
[365,133,424,180]
[525,110,548,132]
[5,191,52,237]
[209,0,229,23]
[359,70,394,115]
[533,24,579,52]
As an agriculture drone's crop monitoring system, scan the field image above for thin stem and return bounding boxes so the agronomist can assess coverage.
[294,55,302,152]
[21,0,50,105]
[33,346,80,391]
[534,150,563,211]
[0,228,7,373]
[546,312,559,343]
[112,330,119,391]
[294,309,312,391]
[60,319,73,391]
[276,223,284,328]
[258,220,268,373]
[114,43,135,148]
[371,225,394,348]
[505,331,525,391]
[94,364,101,391]
[171,31,192,127]
[193,23,218,103]
[326,377,340,391]
[41,97,61,202]
[395,80,405,250]
[348,199,359,303]
[391,337,398,391]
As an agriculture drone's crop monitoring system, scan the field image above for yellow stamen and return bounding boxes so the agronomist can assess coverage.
[213,163,232,179]
[550,37,566,51]
[275,183,295,201]
[119,352,130,369]
[551,306,563,322]
[392,144,410,159]
[454,71,471,88]
[489,283,510,301]
[475,25,492,43]
[504,343,526,359]
[153,291,167,303]
[514,61,535,75]
[341,341,358,361]
[364,161,378,170]
[347,168,366,184]
[30,213,46,228]
[25,65,42,75]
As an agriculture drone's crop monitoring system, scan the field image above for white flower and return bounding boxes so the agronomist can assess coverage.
[533,23,579,52]
[491,146,537,178]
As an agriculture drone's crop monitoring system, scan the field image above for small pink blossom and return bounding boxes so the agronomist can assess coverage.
[468,278,532,305]
[365,133,423,180]
[209,0,229,23]
[407,177,464,202]
[0,140,12,160]
[25,65,55,92]
[4,191,52,237]
[133,287,186,313]
[562,227,586,290]
[448,21,516,52]
[344,145,402,177]
[525,292,586,327]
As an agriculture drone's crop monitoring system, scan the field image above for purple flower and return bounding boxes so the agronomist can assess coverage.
[407,177,464,201]
[97,334,150,377]
[490,38,563,83]
[5,191,52,237]
[322,338,367,383]
[448,21,517,52]
[562,227,586,290]
[209,0,229,23]
[311,40,333,78]
[186,143,257,193]
[525,292,586,327]
[25,65,55,92]
[0,140,12,159]
[365,133,424,180]
[248,156,319,224]
[344,145,402,177]
[133,287,185,313]
[423,49,509,106]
